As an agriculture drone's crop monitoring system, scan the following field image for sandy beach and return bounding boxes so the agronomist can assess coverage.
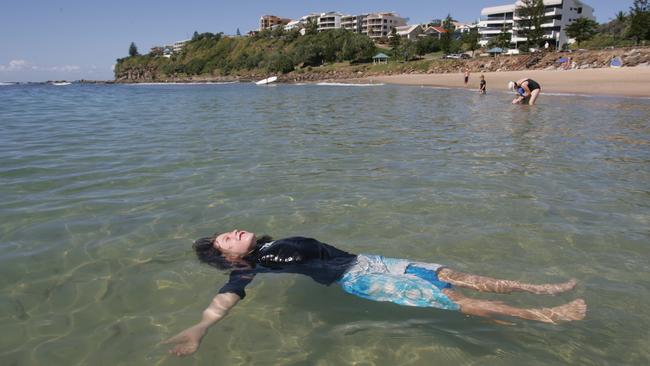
[364,67,650,98]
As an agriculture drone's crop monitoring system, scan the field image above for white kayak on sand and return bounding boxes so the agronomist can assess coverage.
[255,76,278,85]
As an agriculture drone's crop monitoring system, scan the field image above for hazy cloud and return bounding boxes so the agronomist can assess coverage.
[0,59,28,71]
[32,64,81,72]
[1,59,81,72]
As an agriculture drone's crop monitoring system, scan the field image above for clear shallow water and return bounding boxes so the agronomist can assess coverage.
[1,83,649,365]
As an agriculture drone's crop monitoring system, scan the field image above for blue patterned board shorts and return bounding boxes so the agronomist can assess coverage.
[338,254,460,311]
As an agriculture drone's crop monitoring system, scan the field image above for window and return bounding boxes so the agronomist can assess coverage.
[577,7,582,14]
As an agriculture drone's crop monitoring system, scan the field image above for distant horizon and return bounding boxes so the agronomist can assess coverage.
[0,0,635,82]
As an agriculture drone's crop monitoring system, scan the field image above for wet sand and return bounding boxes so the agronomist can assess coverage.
[361,67,650,98]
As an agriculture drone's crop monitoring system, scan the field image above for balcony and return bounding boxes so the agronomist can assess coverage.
[481,16,514,22]
[544,8,561,16]
[480,28,512,35]
[540,19,561,28]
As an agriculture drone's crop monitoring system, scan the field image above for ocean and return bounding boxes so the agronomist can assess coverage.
[1,82,649,365]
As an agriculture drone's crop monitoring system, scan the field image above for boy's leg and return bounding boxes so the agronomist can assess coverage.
[529,89,540,105]
[437,268,576,295]
[443,289,586,324]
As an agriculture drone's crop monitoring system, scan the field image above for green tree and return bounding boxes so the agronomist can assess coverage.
[341,33,376,62]
[516,0,546,50]
[461,28,480,56]
[489,27,512,49]
[397,40,418,61]
[600,10,629,38]
[266,52,294,73]
[440,14,455,54]
[626,0,650,44]
[304,18,319,35]
[271,25,286,39]
[192,31,199,40]
[565,18,599,46]
[415,37,440,55]
[389,27,401,48]
[293,38,324,66]
[128,42,139,57]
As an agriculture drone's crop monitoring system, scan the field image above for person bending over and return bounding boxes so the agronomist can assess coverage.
[164,230,586,356]
[509,78,541,105]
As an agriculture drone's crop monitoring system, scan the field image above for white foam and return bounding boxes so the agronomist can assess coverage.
[315,82,384,87]
[132,81,239,85]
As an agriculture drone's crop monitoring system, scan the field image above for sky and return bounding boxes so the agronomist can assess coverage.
[0,0,634,82]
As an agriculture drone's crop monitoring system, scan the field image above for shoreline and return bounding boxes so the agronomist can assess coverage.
[350,67,650,98]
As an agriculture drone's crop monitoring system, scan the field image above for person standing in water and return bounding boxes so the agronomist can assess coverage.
[479,75,487,94]
[509,78,541,105]
[164,229,586,356]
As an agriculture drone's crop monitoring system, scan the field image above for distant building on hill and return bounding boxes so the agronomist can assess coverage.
[362,12,408,39]
[268,11,407,39]
[394,25,424,40]
[318,11,343,31]
[156,39,188,56]
[478,0,595,52]
[453,22,477,34]
[172,39,190,53]
[341,14,366,33]
[421,26,448,40]
[259,15,291,31]
[149,46,164,57]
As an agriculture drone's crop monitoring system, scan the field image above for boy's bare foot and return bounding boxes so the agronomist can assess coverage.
[532,298,587,324]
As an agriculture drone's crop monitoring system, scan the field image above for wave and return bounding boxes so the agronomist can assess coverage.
[132,81,239,85]
[315,82,384,87]
[541,91,650,100]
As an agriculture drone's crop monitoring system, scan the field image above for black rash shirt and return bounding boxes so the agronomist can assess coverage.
[217,237,357,299]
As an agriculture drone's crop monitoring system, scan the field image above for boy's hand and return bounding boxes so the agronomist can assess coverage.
[163,325,207,356]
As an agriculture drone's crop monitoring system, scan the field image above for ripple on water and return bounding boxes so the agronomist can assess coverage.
[0,84,649,365]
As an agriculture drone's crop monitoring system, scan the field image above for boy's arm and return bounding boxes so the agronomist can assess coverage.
[163,292,241,356]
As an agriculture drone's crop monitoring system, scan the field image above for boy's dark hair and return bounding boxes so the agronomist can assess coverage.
[192,233,273,270]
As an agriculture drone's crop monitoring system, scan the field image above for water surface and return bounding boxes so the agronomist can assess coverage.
[1,83,649,365]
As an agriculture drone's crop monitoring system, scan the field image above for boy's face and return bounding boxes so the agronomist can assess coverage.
[213,230,257,258]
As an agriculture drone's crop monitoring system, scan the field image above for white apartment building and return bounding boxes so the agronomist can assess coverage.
[478,0,595,51]
[280,11,407,39]
[169,39,190,53]
[318,12,343,31]
[341,14,366,33]
[282,13,316,34]
[362,12,408,39]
